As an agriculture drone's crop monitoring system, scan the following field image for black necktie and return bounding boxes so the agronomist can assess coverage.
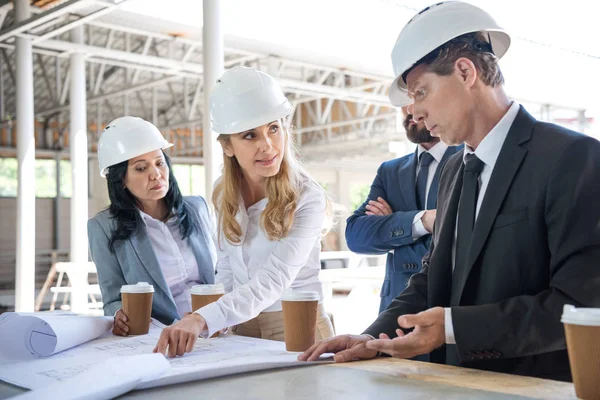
[416,152,435,210]
[454,153,485,274]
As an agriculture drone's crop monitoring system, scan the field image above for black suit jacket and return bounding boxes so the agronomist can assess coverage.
[364,106,600,381]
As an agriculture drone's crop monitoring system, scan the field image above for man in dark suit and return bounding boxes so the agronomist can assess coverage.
[299,1,600,382]
[346,106,460,312]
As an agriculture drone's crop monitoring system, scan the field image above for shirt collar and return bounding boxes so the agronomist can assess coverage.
[138,209,152,226]
[138,208,175,225]
[463,101,520,168]
[417,140,449,164]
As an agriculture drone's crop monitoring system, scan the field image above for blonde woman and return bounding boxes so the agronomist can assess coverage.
[154,67,335,357]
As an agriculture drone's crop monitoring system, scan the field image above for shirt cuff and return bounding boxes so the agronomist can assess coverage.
[444,307,456,344]
[362,334,382,357]
[412,211,428,240]
[195,302,225,338]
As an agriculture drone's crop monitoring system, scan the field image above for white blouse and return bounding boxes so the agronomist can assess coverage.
[196,179,327,337]
[139,210,203,317]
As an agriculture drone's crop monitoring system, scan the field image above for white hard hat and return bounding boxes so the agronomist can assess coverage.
[389,1,511,106]
[210,66,293,134]
[97,116,173,178]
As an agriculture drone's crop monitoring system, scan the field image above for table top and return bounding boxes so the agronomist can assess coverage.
[0,357,576,400]
[329,358,576,400]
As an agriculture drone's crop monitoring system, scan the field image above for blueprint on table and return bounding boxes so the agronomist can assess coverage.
[0,319,319,392]
[0,311,112,359]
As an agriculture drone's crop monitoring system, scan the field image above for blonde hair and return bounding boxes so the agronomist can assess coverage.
[212,119,331,245]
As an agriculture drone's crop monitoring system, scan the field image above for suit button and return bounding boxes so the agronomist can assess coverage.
[403,263,408,269]
[398,229,404,236]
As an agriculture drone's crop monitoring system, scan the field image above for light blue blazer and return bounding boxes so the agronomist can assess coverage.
[88,196,216,325]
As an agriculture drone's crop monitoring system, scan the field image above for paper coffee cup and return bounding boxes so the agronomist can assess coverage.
[191,284,224,338]
[562,304,600,400]
[281,289,320,352]
[191,284,225,311]
[120,282,154,335]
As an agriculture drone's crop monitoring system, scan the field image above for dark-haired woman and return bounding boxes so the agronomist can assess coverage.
[88,116,216,336]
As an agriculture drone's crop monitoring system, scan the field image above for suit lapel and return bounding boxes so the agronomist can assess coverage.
[453,107,534,303]
[397,148,419,210]
[130,225,173,299]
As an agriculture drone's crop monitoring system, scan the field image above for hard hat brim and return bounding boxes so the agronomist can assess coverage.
[100,142,173,178]
[212,100,293,135]
[389,77,412,107]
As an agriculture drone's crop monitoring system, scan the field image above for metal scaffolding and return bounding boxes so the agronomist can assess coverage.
[0,0,399,165]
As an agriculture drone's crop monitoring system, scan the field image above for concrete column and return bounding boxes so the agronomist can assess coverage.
[202,0,224,203]
[14,0,35,312]
[0,55,4,119]
[334,168,350,251]
[69,26,89,313]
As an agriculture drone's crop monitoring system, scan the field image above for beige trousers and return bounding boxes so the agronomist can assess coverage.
[233,303,335,342]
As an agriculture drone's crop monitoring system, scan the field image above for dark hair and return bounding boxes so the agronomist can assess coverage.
[105,151,195,252]
[402,31,504,88]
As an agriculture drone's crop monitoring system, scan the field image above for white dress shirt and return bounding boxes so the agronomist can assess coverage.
[411,141,449,240]
[196,179,326,337]
[140,210,203,317]
[445,101,520,344]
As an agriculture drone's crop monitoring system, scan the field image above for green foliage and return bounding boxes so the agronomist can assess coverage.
[350,183,371,212]
[0,157,72,198]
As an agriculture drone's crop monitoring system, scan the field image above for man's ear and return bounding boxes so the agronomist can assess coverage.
[454,57,478,88]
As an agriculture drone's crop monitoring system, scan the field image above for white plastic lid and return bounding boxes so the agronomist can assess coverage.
[281,289,320,302]
[120,282,155,294]
[561,304,600,327]
[191,284,225,295]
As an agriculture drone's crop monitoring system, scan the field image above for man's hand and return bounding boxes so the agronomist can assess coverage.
[153,313,207,357]
[113,309,130,337]
[421,209,437,233]
[366,197,393,216]
[365,307,445,359]
[298,334,378,363]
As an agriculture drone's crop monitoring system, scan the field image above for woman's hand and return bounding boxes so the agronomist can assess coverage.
[113,309,130,336]
[153,313,208,357]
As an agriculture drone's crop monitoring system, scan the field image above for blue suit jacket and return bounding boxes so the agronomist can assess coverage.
[346,146,461,312]
[88,196,216,325]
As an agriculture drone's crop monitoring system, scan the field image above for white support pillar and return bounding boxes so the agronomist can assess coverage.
[335,168,350,251]
[15,0,35,312]
[0,55,4,119]
[69,26,89,313]
[202,0,224,203]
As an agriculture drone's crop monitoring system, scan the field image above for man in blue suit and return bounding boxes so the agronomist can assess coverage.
[346,106,461,313]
